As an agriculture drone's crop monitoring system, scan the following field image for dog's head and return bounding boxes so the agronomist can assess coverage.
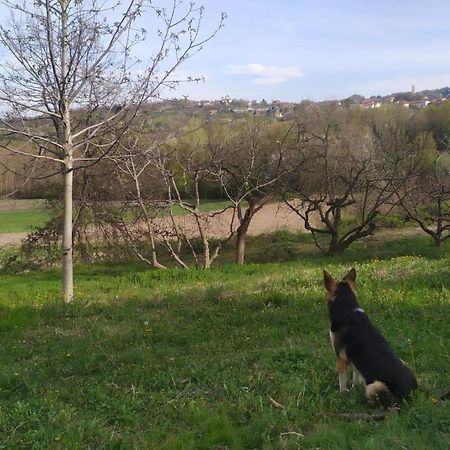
[323,268,356,305]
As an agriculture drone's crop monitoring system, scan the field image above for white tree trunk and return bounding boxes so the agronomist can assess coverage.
[62,158,74,303]
[61,0,73,303]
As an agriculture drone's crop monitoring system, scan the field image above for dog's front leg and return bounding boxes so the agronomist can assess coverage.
[336,357,348,392]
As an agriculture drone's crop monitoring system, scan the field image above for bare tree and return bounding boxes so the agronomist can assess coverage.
[102,130,234,268]
[153,139,234,268]
[285,110,423,256]
[0,0,224,301]
[396,153,450,246]
[207,119,292,264]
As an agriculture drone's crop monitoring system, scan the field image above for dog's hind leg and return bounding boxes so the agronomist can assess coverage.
[337,357,348,392]
[352,365,365,387]
[366,381,393,406]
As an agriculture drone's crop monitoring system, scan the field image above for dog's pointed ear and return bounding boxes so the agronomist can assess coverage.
[323,270,337,294]
[343,268,357,287]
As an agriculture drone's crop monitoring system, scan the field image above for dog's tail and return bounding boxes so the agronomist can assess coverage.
[366,381,393,406]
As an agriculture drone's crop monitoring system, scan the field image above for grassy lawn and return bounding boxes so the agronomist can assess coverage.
[0,209,50,233]
[0,199,49,233]
[0,233,449,448]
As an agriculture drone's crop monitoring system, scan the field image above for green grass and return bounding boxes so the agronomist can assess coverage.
[0,232,449,448]
[0,199,48,232]
[0,200,49,233]
[0,209,50,233]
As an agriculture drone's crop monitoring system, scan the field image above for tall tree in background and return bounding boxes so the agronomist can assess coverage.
[0,0,224,302]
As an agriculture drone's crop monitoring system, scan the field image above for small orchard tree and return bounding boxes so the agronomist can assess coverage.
[284,108,424,256]
[207,119,292,264]
[0,0,224,301]
[91,124,234,269]
[396,153,450,246]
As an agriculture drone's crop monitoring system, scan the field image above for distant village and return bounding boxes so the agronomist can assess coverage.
[152,86,450,120]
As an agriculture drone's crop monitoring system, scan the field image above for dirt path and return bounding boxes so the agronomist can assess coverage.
[0,202,306,248]
[0,232,28,248]
[0,199,45,211]
[236,202,306,235]
[151,202,307,239]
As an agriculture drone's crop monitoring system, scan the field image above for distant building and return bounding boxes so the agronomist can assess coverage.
[409,100,430,109]
[267,105,283,118]
[361,100,381,109]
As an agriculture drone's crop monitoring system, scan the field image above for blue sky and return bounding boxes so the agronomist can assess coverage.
[172,0,450,101]
[1,0,450,102]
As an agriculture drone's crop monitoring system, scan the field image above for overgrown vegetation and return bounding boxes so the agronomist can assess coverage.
[0,231,448,448]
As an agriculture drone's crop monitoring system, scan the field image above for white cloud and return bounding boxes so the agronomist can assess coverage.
[226,63,303,85]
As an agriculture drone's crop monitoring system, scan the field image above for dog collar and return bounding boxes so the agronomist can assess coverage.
[352,307,365,314]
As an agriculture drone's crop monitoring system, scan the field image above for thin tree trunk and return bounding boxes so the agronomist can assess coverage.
[149,229,166,269]
[326,231,339,256]
[62,161,74,303]
[435,202,443,247]
[235,200,266,264]
[61,0,73,303]
[235,215,252,264]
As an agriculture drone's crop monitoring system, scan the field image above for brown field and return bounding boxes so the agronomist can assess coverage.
[0,201,308,248]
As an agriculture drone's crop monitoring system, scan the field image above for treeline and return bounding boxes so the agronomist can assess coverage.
[11,102,450,268]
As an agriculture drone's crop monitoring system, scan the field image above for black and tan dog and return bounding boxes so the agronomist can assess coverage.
[323,268,417,405]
